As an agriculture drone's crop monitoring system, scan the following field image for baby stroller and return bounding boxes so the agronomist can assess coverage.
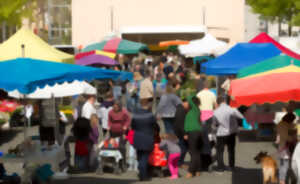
[96,137,126,175]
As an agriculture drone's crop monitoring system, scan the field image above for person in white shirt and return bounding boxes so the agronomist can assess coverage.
[139,70,154,102]
[213,96,244,172]
[81,95,97,120]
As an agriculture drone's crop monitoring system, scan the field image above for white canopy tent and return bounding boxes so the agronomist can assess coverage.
[9,80,96,99]
[279,36,300,54]
[179,33,227,57]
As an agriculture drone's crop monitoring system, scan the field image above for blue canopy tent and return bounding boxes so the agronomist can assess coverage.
[0,57,132,138]
[201,43,281,75]
[0,58,132,94]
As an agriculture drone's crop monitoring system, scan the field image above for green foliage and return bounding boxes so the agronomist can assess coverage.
[0,0,37,27]
[247,0,300,35]
[10,107,24,117]
[0,119,5,125]
[247,0,297,21]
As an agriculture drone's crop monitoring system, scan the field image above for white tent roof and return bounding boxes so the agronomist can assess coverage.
[9,80,96,99]
[178,33,227,57]
[120,25,207,34]
[279,36,300,54]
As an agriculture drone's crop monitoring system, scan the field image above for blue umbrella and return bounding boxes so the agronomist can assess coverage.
[0,58,132,94]
[201,43,281,75]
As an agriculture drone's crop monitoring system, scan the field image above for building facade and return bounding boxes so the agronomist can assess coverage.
[72,0,247,47]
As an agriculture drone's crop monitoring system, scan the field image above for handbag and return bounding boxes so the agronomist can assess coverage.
[148,144,167,167]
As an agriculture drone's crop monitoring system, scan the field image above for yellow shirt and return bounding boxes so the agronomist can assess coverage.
[196,89,216,111]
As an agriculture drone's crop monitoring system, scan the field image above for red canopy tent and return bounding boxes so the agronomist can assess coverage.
[250,32,300,60]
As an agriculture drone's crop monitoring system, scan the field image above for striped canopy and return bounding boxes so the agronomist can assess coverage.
[237,55,300,78]
[82,38,148,54]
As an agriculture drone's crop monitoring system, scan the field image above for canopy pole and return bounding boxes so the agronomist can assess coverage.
[23,95,28,140]
[21,44,25,58]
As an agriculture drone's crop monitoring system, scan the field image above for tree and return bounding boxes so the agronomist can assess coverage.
[247,0,300,36]
[0,0,36,41]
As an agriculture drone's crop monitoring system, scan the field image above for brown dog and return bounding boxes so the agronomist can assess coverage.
[254,151,278,184]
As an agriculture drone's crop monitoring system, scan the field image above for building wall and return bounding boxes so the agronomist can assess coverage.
[244,5,261,42]
[72,0,246,47]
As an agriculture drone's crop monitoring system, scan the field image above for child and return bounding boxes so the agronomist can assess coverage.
[159,133,181,179]
[125,130,138,171]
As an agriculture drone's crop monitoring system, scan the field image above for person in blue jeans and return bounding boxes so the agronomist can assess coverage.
[156,84,182,134]
[126,73,142,113]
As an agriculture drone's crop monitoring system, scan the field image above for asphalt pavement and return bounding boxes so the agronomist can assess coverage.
[0,125,276,184]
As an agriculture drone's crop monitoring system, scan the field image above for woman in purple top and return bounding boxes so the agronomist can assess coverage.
[89,114,99,144]
[89,114,99,169]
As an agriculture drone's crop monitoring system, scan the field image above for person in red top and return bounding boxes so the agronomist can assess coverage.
[108,100,131,137]
[108,100,131,171]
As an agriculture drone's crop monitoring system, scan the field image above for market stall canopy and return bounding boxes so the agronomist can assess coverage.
[279,37,300,55]
[120,25,207,34]
[82,37,148,54]
[0,28,73,62]
[75,54,119,66]
[159,40,189,47]
[201,43,281,75]
[249,32,300,60]
[0,58,133,94]
[9,81,96,99]
[237,55,300,78]
[75,50,116,60]
[229,66,300,107]
[179,34,227,57]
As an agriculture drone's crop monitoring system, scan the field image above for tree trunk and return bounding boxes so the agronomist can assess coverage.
[288,24,292,37]
[2,21,6,42]
[278,18,282,36]
[265,20,269,34]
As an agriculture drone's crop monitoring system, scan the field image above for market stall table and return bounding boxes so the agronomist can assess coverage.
[244,110,275,140]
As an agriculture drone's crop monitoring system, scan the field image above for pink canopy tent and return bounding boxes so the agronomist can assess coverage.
[249,32,300,60]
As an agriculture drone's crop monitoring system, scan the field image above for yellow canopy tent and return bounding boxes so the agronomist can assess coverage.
[0,28,73,63]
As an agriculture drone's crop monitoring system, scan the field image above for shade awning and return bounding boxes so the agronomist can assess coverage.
[179,33,227,57]
[250,32,300,60]
[75,54,119,66]
[230,72,300,107]
[119,25,207,34]
[201,43,281,75]
[0,58,132,94]
[9,80,96,99]
[0,28,73,62]
[82,37,148,54]
[237,55,300,78]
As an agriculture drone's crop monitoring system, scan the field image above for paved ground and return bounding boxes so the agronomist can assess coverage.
[0,125,277,184]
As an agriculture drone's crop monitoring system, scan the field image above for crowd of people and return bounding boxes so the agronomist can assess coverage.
[28,52,300,183]
[47,52,248,182]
